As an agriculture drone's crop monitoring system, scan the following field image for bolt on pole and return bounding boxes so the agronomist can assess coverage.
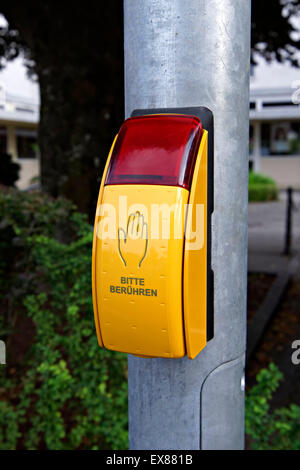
[124,0,251,450]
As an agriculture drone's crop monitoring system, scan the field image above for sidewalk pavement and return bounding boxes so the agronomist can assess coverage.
[247,191,300,406]
[248,190,300,278]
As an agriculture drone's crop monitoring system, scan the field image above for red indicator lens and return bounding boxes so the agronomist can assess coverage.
[105,114,203,189]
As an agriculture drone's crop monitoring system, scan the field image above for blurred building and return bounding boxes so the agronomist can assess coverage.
[0,82,39,189]
[250,56,300,189]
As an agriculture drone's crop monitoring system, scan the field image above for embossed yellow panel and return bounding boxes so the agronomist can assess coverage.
[95,185,188,358]
[184,131,208,359]
[92,113,213,359]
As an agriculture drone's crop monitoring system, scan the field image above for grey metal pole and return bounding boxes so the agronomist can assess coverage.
[124,0,251,450]
[283,187,293,256]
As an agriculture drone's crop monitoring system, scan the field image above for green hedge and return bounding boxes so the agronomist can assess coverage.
[2,187,297,450]
[246,363,300,450]
[249,172,278,202]
[0,188,128,449]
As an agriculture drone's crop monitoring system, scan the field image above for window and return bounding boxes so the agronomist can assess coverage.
[0,127,7,155]
[261,122,300,156]
[261,123,271,156]
[16,128,38,159]
[249,125,254,156]
[262,101,297,108]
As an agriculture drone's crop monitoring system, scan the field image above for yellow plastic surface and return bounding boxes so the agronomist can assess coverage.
[92,125,209,360]
[183,130,208,358]
[93,184,189,358]
[92,135,118,347]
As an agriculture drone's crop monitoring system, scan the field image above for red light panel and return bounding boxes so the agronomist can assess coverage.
[105,114,203,189]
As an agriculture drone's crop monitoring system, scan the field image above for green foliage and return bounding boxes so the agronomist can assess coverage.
[246,363,300,450]
[249,171,279,202]
[0,188,128,449]
[0,402,20,450]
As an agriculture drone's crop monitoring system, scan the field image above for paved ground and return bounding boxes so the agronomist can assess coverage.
[248,190,300,277]
[247,190,300,410]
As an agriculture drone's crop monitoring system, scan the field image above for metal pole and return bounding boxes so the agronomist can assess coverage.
[283,187,293,256]
[124,0,251,450]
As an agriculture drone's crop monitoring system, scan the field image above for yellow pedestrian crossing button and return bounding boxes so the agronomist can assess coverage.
[92,107,213,359]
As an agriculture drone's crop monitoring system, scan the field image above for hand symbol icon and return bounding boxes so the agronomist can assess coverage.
[118,211,148,268]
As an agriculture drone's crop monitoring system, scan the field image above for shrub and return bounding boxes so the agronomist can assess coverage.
[246,363,300,450]
[0,154,20,187]
[249,172,278,202]
[0,188,128,449]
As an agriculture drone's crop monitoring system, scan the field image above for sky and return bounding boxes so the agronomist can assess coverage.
[251,55,300,89]
[0,14,39,104]
[0,59,40,104]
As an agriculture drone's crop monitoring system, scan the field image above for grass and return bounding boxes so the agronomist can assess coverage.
[249,172,278,202]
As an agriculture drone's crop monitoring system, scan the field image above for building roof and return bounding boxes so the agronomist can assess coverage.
[249,54,300,120]
[250,86,300,121]
[0,89,39,124]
